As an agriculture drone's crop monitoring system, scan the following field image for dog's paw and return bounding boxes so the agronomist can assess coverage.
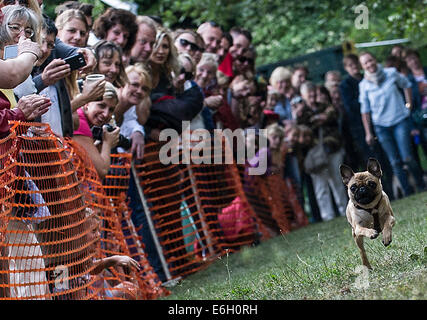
[382,232,392,246]
[368,229,379,239]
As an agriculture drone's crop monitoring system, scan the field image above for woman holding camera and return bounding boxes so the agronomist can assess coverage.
[73,82,120,179]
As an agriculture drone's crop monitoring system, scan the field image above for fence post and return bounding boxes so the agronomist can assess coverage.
[130,161,174,283]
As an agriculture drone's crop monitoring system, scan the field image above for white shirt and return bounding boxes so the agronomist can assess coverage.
[40,86,63,137]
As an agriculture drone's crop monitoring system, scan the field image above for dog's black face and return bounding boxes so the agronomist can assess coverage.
[349,179,378,205]
[340,158,383,207]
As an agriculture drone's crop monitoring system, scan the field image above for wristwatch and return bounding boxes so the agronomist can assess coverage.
[405,102,412,109]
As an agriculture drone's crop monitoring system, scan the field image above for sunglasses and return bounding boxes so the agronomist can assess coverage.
[179,38,203,53]
[180,67,193,81]
[237,56,255,65]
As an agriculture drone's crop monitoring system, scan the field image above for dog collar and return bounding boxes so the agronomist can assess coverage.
[355,194,382,233]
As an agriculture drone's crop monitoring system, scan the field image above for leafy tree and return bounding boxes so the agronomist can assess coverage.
[43,0,427,65]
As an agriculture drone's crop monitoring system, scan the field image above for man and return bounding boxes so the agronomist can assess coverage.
[291,66,308,95]
[196,21,223,54]
[228,27,251,61]
[130,16,157,65]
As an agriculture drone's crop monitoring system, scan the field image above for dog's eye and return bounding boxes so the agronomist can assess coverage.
[368,181,377,189]
[350,184,357,192]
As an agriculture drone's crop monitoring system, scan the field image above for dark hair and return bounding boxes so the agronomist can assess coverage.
[403,48,421,59]
[148,15,163,26]
[55,1,93,17]
[93,40,128,88]
[223,31,233,47]
[229,26,252,43]
[343,53,359,66]
[316,85,332,104]
[92,8,138,54]
[42,13,57,37]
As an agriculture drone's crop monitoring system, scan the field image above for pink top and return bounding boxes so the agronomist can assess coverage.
[73,107,92,137]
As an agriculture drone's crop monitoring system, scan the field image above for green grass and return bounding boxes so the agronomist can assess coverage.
[163,191,427,300]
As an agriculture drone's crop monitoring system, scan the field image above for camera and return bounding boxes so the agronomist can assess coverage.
[91,124,132,150]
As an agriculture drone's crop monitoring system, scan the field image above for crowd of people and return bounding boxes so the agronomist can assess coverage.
[1,0,427,294]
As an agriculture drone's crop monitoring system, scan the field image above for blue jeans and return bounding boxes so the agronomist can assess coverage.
[374,117,426,196]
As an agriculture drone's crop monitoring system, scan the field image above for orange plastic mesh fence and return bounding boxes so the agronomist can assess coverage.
[188,137,260,252]
[1,122,96,300]
[66,140,168,299]
[134,141,222,280]
[239,165,309,237]
[0,125,20,298]
[103,153,170,299]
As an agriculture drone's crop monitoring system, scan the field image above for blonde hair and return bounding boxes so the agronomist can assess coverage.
[103,81,118,102]
[265,123,285,139]
[152,27,180,76]
[269,66,292,87]
[55,8,88,32]
[198,52,218,70]
[125,63,153,91]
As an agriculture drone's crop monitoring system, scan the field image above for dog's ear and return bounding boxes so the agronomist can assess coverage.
[340,164,354,186]
[367,158,382,178]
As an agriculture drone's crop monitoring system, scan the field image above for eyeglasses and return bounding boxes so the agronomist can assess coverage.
[8,23,34,38]
[3,0,29,6]
[180,67,193,81]
[42,38,55,50]
[179,38,203,53]
[237,56,254,65]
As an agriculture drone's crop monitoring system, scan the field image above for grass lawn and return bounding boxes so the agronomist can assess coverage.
[163,191,427,300]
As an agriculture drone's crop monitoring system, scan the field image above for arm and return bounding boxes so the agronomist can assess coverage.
[70,79,106,112]
[90,255,140,275]
[73,127,119,179]
[361,112,375,146]
[403,87,413,111]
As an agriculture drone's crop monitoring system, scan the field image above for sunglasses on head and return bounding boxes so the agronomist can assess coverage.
[180,67,193,81]
[237,56,255,65]
[179,38,203,52]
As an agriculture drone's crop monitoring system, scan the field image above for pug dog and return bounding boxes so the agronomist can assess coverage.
[340,158,395,269]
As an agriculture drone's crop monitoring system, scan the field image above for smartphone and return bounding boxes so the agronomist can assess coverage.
[4,44,18,60]
[63,53,86,71]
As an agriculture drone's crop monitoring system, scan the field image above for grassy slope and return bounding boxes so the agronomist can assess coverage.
[163,192,427,300]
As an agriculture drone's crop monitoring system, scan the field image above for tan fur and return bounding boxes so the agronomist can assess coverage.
[340,159,396,269]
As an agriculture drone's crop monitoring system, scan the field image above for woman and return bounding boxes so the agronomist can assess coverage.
[55,9,102,115]
[192,52,219,130]
[359,51,426,195]
[0,5,50,138]
[73,82,120,180]
[92,40,128,88]
[55,9,88,48]
[149,27,179,101]
[91,8,137,58]
[70,41,129,119]
[269,66,294,123]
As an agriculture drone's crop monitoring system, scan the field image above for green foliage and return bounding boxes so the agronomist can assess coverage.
[43,0,427,66]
